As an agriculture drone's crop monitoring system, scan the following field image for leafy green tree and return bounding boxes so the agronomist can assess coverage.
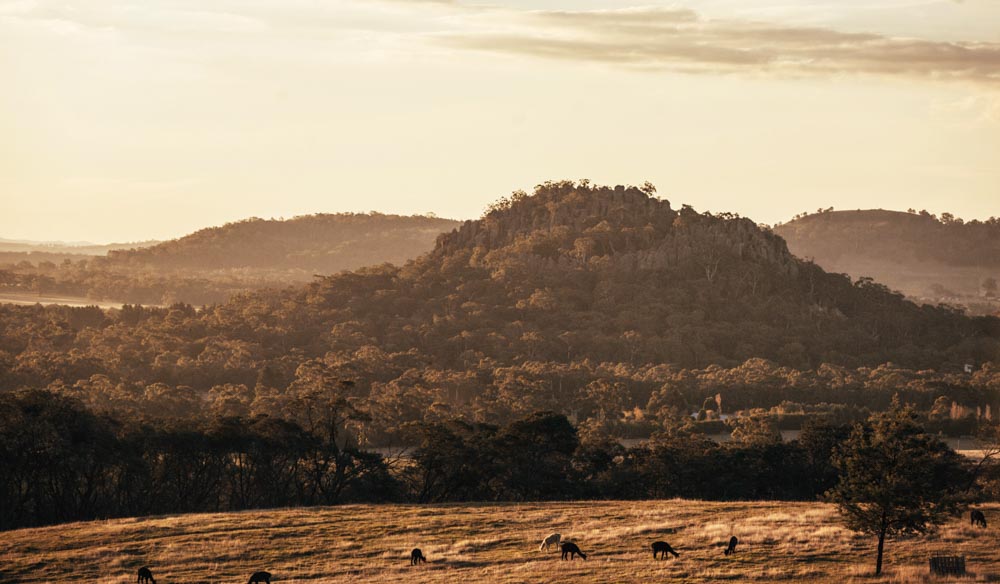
[826,399,972,576]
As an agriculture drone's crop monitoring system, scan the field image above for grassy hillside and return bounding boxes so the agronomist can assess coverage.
[2,500,996,583]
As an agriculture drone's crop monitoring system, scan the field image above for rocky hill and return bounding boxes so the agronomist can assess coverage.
[280,181,995,371]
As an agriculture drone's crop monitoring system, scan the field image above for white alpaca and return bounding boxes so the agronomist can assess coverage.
[539,533,561,551]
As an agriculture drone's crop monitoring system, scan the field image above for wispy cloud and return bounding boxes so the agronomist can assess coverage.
[436,6,1000,85]
[4,0,999,86]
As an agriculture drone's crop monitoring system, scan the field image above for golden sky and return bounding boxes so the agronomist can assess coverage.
[2,0,999,242]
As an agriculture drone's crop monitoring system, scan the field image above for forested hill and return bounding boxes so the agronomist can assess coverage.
[240,181,996,373]
[774,209,1000,314]
[283,182,995,371]
[0,213,460,305]
[3,181,1000,438]
[104,213,460,272]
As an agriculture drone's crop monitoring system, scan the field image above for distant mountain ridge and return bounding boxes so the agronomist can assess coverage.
[0,238,159,256]
[775,209,1000,267]
[104,213,461,272]
[775,209,1000,314]
[0,213,461,305]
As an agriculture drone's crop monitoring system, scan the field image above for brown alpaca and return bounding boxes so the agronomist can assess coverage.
[410,548,427,565]
[724,536,739,555]
[248,571,271,584]
[137,567,155,584]
[651,541,679,559]
[561,542,587,560]
[971,510,987,528]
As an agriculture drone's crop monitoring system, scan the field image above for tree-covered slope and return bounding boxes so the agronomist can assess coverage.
[282,182,995,370]
[0,213,460,305]
[104,213,460,272]
[775,209,1000,313]
[2,182,998,433]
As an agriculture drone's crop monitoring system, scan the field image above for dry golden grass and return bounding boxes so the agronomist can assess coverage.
[2,501,998,583]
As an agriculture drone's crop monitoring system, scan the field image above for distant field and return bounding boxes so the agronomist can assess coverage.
[2,501,998,584]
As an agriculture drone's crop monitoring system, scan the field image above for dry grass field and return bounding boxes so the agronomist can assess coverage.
[2,501,998,584]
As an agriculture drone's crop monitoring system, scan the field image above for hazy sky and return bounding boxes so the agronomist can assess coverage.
[2,0,999,242]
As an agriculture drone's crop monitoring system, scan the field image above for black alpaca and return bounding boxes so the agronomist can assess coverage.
[411,548,427,565]
[724,536,739,556]
[971,510,987,528]
[561,542,587,560]
[651,541,679,559]
[248,571,271,584]
[137,567,155,584]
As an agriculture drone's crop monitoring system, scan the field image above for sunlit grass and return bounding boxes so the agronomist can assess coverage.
[1,501,997,583]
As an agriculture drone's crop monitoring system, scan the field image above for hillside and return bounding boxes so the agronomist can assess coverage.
[1,500,996,583]
[290,182,995,370]
[0,213,460,305]
[0,238,160,270]
[775,210,1000,315]
[2,181,998,438]
[103,213,460,272]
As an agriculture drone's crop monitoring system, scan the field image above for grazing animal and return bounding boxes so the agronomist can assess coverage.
[137,567,155,584]
[971,510,987,528]
[248,571,271,584]
[539,533,561,551]
[411,548,427,565]
[561,542,587,560]
[724,536,739,556]
[651,541,679,560]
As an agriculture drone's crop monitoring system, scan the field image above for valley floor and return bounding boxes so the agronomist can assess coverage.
[2,500,998,584]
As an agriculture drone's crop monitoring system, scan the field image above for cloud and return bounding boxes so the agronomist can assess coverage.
[6,1,999,86]
[436,7,1000,85]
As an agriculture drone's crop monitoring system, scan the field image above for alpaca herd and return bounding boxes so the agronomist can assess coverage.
[131,509,989,582]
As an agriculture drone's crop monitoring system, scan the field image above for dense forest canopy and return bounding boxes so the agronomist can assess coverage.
[2,181,999,445]
[775,209,1000,315]
[0,213,460,305]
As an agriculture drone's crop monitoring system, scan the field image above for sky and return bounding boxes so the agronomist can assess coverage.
[1,0,999,243]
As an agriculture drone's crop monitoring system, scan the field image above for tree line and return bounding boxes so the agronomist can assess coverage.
[2,388,994,532]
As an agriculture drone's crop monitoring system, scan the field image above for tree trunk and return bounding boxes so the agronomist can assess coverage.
[875,526,886,576]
